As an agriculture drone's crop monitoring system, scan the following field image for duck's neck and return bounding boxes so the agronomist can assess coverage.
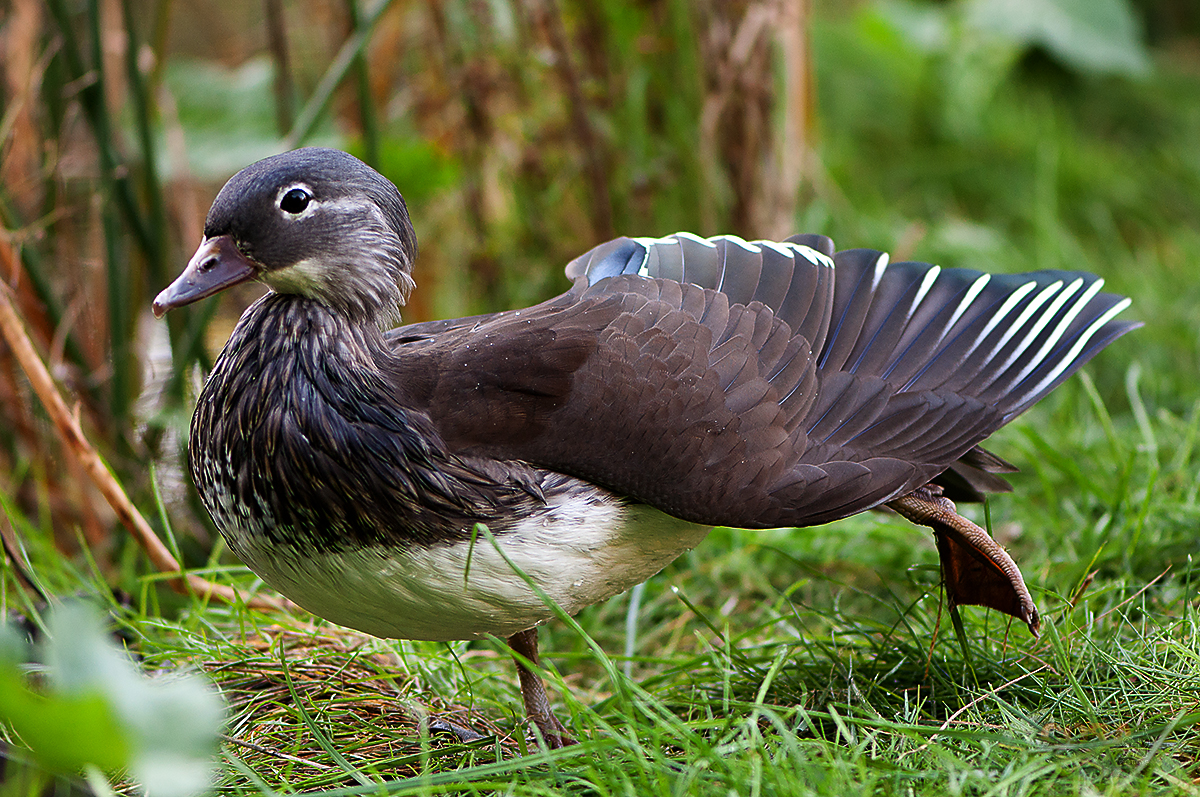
[190,294,486,553]
[222,293,406,420]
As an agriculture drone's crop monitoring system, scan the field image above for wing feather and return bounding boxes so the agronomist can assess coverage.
[385,233,1135,530]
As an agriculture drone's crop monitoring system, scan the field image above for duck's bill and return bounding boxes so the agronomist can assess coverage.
[153,235,257,317]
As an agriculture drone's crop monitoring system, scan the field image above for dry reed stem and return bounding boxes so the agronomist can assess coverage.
[766,0,809,240]
[203,626,521,776]
[0,235,287,612]
[540,0,614,242]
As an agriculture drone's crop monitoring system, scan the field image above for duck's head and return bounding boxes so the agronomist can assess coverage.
[153,148,417,326]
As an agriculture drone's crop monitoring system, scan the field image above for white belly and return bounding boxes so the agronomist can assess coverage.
[230,489,710,641]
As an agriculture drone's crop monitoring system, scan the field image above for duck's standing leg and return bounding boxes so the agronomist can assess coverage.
[507,628,574,748]
[889,486,1041,636]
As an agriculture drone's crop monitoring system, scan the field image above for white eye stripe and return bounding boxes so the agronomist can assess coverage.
[274,185,381,221]
[276,183,317,217]
[277,183,314,201]
[318,197,377,213]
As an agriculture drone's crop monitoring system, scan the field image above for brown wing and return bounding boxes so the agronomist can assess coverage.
[388,234,1137,529]
[390,240,905,528]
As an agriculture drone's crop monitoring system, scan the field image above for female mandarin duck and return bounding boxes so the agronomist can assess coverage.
[155,148,1136,747]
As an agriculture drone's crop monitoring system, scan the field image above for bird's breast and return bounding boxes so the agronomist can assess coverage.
[223,487,710,641]
[190,297,474,552]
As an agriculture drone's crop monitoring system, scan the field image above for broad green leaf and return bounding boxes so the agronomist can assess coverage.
[0,603,225,797]
[159,57,342,180]
[0,665,129,773]
[965,0,1151,77]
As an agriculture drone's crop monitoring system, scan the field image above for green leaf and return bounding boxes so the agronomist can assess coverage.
[964,0,1151,77]
[361,138,460,209]
[160,57,343,180]
[874,0,951,53]
[0,612,130,774]
[0,669,129,773]
[0,603,225,797]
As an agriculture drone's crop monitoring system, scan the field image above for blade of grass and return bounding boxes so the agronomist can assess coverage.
[284,0,396,150]
[344,0,380,168]
[277,643,376,788]
[44,0,156,265]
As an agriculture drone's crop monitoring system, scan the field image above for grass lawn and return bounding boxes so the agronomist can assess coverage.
[117,379,1200,795]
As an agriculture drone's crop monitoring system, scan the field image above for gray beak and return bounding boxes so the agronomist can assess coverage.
[153,235,257,317]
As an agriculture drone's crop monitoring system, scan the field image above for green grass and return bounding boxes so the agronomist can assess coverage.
[8,379,1197,795]
[4,0,1200,794]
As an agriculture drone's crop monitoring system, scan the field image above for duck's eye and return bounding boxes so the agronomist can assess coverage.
[280,188,312,214]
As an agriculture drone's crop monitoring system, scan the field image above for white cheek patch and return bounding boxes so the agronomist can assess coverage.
[275,184,377,222]
[266,258,330,294]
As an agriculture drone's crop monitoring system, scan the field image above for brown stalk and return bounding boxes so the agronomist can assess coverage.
[764,0,809,240]
[1,0,45,222]
[698,3,773,235]
[265,0,296,136]
[540,0,614,241]
[0,236,286,612]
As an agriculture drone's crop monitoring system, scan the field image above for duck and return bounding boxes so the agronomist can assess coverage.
[154,147,1137,747]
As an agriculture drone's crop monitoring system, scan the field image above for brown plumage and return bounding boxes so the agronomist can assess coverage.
[155,148,1137,747]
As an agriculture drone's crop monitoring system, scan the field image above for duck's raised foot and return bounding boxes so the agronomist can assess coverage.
[889,485,1041,636]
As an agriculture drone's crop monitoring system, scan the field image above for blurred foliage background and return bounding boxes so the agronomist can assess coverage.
[1,0,1198,626]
